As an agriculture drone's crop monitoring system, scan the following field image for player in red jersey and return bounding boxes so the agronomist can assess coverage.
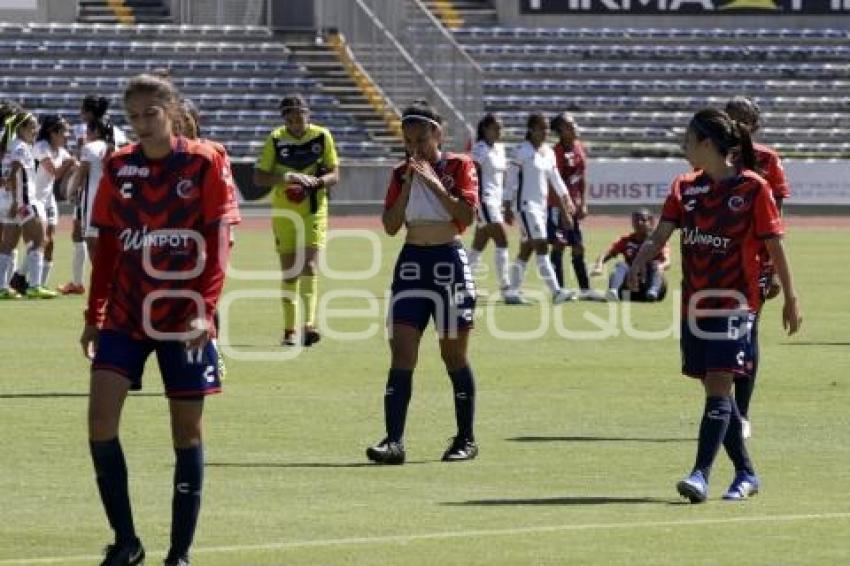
[79,74,239,566]
[724,95,791,438]
[548,113,602,299]
[365,100,480,465]
[629,108,801,504]
[591,208,670,301]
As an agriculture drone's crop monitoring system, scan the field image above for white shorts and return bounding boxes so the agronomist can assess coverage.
[81,188,98,238]
[476,199,504,227]
[0,191,12,225]
[516,208,547,242]
[37,194,58,228]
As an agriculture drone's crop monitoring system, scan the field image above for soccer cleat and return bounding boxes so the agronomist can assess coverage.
[605,288,620,302]
[723,471,760,501]
[441,437,479,462]
[553,289,578,304]
[9,272,27,294]
[366,438,406,465]
[503,293,531,305]
[99,538,145,566]
[164,552,190,565]
[302,326,321,347]
[646,290,659,302]
[741,418,752,440]
[676,470,709,503]
[281,329,296,347]
[58,282,86,295]
[25,286,58,299]
[0,288,22,300]
[578,289,606,302]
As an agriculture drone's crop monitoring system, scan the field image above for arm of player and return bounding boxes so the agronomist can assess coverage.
[628,221,675,291]
[69,161,90,200]
[590,245,618,276]
[185,221,232,350]
[546,164,576,225]
[81,229,120,359]
[382,165,412,237]
[6,161,20,218]
[764,237,802,335]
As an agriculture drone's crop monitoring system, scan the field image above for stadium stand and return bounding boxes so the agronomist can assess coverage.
[0,22,401,161]
[432,1,850,158]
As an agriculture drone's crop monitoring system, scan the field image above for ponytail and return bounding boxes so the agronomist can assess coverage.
[733,120,757,172]
[688,108,756,170]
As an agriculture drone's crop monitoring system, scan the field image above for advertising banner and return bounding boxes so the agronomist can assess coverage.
[521,0,850,15]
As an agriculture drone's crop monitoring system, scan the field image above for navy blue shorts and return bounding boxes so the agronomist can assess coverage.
[389,241,476,335]
[546,207,583,246]
[680,314,756,380]
[92,330,221,398]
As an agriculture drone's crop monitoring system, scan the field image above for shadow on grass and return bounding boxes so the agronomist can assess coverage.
[0,392,160,399]
[207,460,436,469]
[781,341,850,346]
[444,496,674,506]
[507,436,692,444]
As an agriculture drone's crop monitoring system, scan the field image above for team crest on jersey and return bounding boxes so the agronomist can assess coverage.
[117,164,150,178]
[175,178,198,199]
[727,196,746,211]
[441,174,455,190]
[312,143,322,155]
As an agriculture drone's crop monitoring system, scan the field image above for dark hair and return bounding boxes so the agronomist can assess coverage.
[476,113,501,142]
[152,67,172,80]
[0,99,22,124]
[550,112,576,134]
[688,108,756,171]
[725,96,761,134]
[88,116,115,148]
[279,93,309,116]
[81,95,110,119]
[525,113,547,141]
[401,99,442,130]
[1,111,36,152]
[632,207,653,220]
[36,115,69,143]
[174,99,199,139]
[124,74,182,126]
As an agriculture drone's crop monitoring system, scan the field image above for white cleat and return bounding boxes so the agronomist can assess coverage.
[605,288,620,302]
[553,289,578,304]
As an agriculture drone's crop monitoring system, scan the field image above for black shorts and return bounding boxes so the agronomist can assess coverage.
[389,242,476,335]
[546,206,582,246]
[680,313,756,380]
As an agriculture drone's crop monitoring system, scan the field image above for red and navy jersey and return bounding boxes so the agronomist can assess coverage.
[549,140,586,206]
[86,136,240,338]
[385,152,479,234]
[753,143,790,200]
[661,169,783,317]
[607,232,669,266]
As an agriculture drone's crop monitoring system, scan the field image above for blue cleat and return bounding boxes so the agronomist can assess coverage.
[676,470,709,503]
[723,471,760,501]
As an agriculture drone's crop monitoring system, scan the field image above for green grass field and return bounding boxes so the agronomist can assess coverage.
[1,219,849,565]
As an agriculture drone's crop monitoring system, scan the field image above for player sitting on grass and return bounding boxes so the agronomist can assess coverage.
[591,208,670,302]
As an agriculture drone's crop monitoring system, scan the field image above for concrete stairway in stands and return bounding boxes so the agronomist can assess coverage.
[422,0,498,29]
[285,36,404,157]
[78,0,172,24]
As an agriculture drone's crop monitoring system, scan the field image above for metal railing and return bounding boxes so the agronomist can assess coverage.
[317,0,482,150]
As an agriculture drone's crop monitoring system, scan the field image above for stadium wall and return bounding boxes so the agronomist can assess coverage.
[492,0,850,29]
[0,0,74,23]
[230,159,850,212]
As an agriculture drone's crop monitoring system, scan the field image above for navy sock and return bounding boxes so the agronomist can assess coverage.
[90,438,136,545]
[448,366,476,441]
[169,445,204,560]
[572,254,590,290]
[550,248,564,288]
[723,399,755,475]
[693,396,732,478]
[384,369,413,443]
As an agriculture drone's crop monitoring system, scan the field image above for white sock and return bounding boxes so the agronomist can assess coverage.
[537,254,561,294]
[468,249,482,277]
[648,266,663,296]
[27,249,44,289]
[8,248,18,281]
[494,247,510,289]
[41,261,53,287]
[72,242,87,285]
[508,259,527,294]
[0,253,11,289]
[609,262,629,292]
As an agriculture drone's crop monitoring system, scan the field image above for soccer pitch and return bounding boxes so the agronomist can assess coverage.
[1,218,849,565]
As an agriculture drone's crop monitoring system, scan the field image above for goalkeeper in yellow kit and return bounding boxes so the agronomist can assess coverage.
[254,94,340,346]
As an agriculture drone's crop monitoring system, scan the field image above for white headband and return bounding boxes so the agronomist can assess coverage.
[402,114,442,129]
